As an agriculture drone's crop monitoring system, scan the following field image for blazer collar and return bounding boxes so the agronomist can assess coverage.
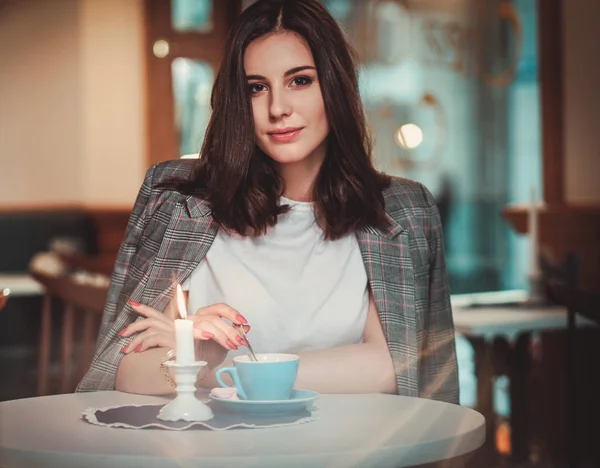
[183,194,212,218]
[360,213,406,239]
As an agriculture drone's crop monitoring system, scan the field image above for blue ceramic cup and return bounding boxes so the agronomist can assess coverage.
[215,353,299,401]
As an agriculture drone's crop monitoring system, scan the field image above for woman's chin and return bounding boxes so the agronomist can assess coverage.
[263,147,324,168]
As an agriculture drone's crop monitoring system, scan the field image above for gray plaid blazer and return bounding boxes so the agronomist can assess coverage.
[77,160,459,403]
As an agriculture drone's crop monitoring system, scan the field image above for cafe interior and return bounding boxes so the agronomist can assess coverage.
[0,0,598,466]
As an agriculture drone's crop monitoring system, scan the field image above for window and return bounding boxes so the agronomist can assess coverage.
[172,58,214,157]
[172,0,213,33]
[324,0,542,294]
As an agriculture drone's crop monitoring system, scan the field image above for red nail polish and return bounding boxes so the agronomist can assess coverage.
[128,300,140,306]
[226,339,238,350]
[236,314,247,324]
[120,346,128,353]
[201,331,215,339]
[134,345,142,352]
[118,329,127,336]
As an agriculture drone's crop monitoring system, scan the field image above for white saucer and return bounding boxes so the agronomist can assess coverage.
[210,389,319,416]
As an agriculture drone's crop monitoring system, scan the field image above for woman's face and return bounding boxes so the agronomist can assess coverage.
[244,31,329,172]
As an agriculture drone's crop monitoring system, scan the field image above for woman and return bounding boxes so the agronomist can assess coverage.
[77,0,458,404]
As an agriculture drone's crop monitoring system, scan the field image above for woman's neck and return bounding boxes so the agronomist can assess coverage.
[281,173,315,202]
[277,149,325,202]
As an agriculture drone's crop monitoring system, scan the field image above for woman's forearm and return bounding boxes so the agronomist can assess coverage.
[200,342,397,395]
[295,342,397,394]
[115,347,175,395]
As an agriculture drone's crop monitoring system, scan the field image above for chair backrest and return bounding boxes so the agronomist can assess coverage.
[31,272,108,314]
[56,252,116,277]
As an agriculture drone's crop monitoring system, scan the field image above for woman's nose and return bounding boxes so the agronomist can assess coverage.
[269,88,292,120]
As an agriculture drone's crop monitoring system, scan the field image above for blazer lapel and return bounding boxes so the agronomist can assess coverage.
[357,215,419,397]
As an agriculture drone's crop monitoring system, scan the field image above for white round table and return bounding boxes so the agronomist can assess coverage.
[0,391,485,468]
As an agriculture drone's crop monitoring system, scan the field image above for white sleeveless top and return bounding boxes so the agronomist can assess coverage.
[182,197,369,357]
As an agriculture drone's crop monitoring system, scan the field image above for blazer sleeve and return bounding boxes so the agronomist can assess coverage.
[419,185,460,404]
[76,164,156,392]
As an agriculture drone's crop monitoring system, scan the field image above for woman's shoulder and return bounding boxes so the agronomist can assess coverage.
[138,159,206,215]
[383,176,437,214]
[148,159,197,186]
[381,176,442,241]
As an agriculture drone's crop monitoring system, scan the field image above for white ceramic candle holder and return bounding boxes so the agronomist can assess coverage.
[157,361,214,422]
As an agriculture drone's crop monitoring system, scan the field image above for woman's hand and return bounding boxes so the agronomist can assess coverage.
[119,301,250,368]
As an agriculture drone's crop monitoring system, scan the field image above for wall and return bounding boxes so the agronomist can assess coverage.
[563,0,600,204]
[0,0,146,208]
[79,0,146,206]
[0,0,82,205]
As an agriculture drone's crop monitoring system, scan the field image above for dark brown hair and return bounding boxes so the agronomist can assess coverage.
[161,0,390,240]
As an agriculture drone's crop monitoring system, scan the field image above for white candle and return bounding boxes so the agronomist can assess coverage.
[528,186,541,277]
[174,284,195,365]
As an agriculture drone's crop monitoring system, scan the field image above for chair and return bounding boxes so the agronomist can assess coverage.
[547,280,600,468]
[55,252,116,277]
[31,271,108,394]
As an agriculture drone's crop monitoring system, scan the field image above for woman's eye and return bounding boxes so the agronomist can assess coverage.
[249,83,266,94]
[291,76,312,87]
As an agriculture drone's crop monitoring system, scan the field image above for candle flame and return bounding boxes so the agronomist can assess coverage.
[176,284,187,319]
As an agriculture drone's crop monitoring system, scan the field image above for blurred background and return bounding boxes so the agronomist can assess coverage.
[0,0,598,467]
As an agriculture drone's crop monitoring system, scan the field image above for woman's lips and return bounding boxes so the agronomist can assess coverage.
[267,127,304,143]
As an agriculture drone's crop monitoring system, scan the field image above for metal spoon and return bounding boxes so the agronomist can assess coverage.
[234,323,258,361]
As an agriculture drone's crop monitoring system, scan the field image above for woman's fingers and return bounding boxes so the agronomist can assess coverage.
[122,329,154,353]
[122,330,175,353]
[192,318,240,351]
[192,302,251,349]
[138,332,175,352]
[212,319,249,349]
[119,301,173,337]
[119,317,173,337]
[120,300,251,354]
[195,303,248,325]
[128,301,169,320]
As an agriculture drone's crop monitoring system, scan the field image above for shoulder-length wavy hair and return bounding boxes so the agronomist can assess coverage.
[161,0,390,240]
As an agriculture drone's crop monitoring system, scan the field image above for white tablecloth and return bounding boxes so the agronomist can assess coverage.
[0,391,485,468]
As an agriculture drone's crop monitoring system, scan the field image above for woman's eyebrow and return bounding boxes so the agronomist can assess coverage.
[245,65,316,81]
